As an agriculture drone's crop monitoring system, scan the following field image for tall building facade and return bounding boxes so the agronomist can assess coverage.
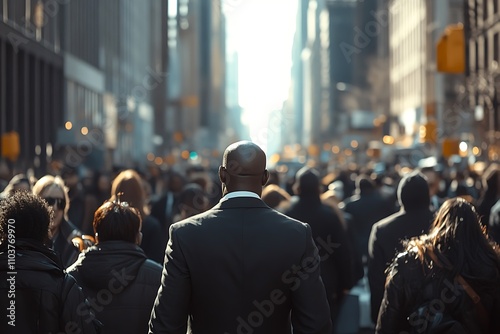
[225,52,248,145]
[61,0,168,169]
[167,0,226,161]
[0,0,169,174]
[465,0,500,160]
[389,0,426,144]
[327,0,387,156]
[302,0,331,150]
[389,0,467,153]
[286,0,309,148]
[0,0,64,175]
[284,0,330,159]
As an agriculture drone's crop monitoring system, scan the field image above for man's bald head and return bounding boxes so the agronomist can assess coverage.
[219,141,269,195]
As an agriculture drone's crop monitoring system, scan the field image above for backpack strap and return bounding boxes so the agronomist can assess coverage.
[427,250,490,332]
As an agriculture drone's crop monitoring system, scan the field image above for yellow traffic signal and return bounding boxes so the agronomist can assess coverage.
[437,24,465,74]
[1,131,20,162]
[442,138,460,158]
[419,120,437,144]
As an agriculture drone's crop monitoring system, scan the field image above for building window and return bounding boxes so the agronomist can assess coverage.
[494,0,499,14]
[484,0,488,20]
[475,0,479,26]
[476,41,480,71]
[485,35,489,69]
[495,33,499,63]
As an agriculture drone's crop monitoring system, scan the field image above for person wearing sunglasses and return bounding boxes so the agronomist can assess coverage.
[33,175,82,267]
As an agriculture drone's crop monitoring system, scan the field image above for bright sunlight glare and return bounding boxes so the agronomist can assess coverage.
[224,0,298,150]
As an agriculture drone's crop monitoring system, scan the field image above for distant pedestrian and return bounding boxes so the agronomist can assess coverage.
[368,171,434,323]
[149,141,332,333]
[340,175,395,262]
[376,197,500,333]
[489,198,500,244]
[0,191,99,334]
[284,167,357,325]
[150,171,185,236]
[67,199,162,334]
[261,184,291,211]
[477,163,500,228]
[172,183,209,222]
[0,173,31,200]
[111,169,165,264]
[32,175,82,267]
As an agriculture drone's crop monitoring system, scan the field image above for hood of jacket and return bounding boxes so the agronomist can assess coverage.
[67,240,147,290]
[398,171,430,211]
[0,238,63,276]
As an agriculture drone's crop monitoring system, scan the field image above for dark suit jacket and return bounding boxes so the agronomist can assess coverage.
[367,207,434,323]
[149,196,332,334]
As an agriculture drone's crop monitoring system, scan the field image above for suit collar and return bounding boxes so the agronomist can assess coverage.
[215,196,268,209]
[221,190,260,202]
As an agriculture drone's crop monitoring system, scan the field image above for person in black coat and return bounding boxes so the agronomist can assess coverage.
[340,175,396,262]
[67,199,162,334]
[0,191,98,334]
[284,167,357,325]
[150,171,185,236]
[376,198,500,333]
[149,141,332,334]
[368,170,434,323]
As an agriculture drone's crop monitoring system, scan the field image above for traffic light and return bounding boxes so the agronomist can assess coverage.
[437,24,465,73]
[442,138,460,159]
[419,120,437,144]
[1,131,20,162]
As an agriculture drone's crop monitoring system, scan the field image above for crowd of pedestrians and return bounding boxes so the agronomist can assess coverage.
[1,141,500,333]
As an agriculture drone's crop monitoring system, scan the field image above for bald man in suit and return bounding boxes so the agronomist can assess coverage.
[149,141,332,334]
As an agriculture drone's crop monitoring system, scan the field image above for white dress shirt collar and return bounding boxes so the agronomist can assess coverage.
[221,191,260,202]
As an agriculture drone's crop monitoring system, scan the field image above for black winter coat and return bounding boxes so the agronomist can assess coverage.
[368,207,434,322]
[376,249,500,334]
[67,241,162,334]
[0,239,98,334]
[284,196,356,320]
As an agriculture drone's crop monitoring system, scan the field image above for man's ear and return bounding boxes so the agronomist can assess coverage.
[262,170,270,186]
[219,166,226,183]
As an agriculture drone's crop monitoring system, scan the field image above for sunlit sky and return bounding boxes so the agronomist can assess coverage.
[223,0,298,149]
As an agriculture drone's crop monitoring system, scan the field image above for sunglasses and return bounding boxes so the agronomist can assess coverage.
[44,197,66,209]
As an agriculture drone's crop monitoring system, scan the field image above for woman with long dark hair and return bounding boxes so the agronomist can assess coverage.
[376,197,500,333]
